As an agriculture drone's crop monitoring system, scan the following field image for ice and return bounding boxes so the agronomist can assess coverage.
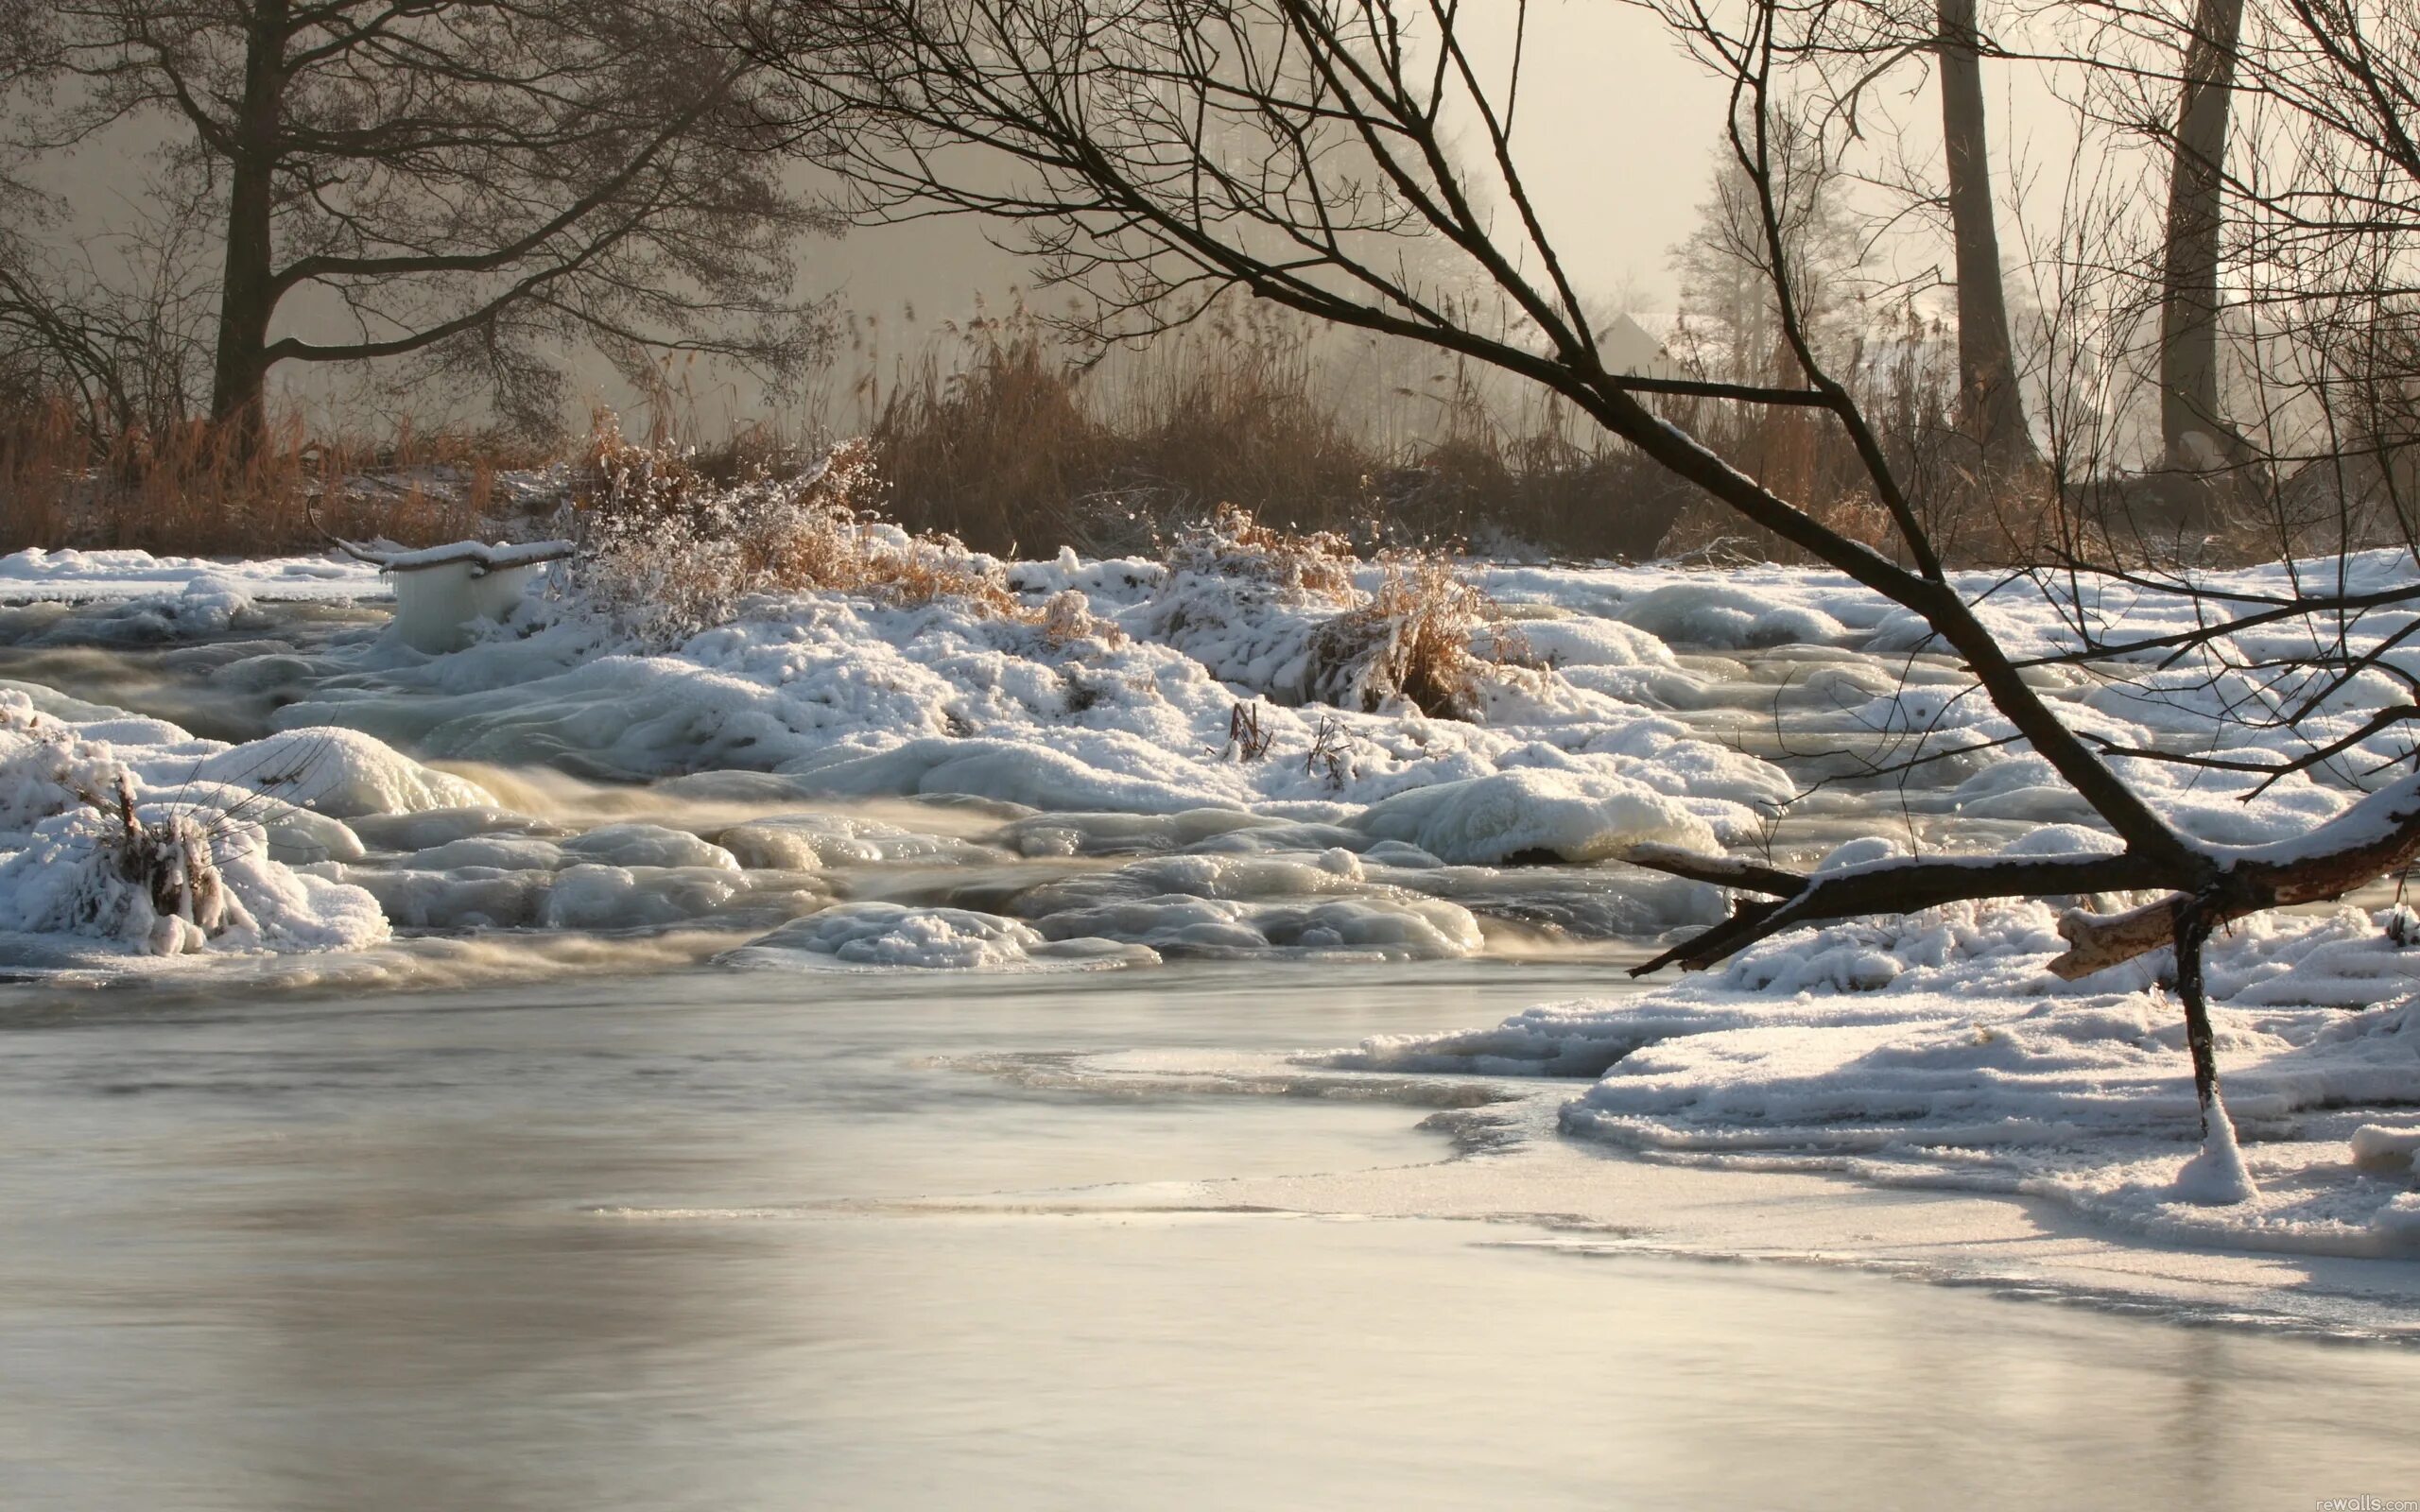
[346,859,826,935]
[539,864,747,930]
[2349,1124,2420,1173]
[1350,766,1719,864]
[349,806,552,852]
[191,727,493,818]
[558,822,738,871]
[7,576,271,646]
[779,734,1216,813]
[15,539,2420,1257]
[2170,1093,2260,1206]
[349,866,553,930]
[715,813,1001,868]
[0,691,392,960]
[1026,893,1484,960]
[0,547,383,603]
[405,834,568,871]
[1335,899,2420,1254]
[718,902,1155,971]
[1614,581,1849,648]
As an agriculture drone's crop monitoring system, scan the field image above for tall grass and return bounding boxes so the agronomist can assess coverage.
[3,291,2070,567]
[0,399,534,556]
[842,301,1694,560]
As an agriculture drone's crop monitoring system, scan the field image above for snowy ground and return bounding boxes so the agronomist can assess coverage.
[4,539,2418,1268]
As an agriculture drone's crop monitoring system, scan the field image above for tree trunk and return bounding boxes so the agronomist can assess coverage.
[1937,0,2037,475]
[208,0,287,444]
[2158,0,2247,474]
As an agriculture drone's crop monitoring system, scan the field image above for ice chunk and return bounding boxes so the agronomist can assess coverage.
[1616,582,1847,648]
[1512,616,1677,668]
[715,813,1000,869]
[558,822,738,871]
[405,835,569,872]
[349,806,550,851]
[2350,1124,2420,1174]
[193,727,493,818]
[538,864,747,930]
[719,902,1155,971]
[1352,767,1717,864]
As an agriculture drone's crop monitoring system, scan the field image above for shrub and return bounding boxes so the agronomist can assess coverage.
[1307,554,1533,719]
[566,426,1025,645]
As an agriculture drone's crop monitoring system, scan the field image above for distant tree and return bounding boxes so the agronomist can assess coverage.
[1937,0,2040,475]
[2156,0,2250,473]
[5,0,835,440]
[1669,133,1864,387]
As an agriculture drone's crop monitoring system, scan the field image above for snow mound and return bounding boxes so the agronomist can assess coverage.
[1028,893,1484,960]
[0,694,389,961]
[193,727,493,818]
[1351,766,1718,864]
[1615,581,1847,648]
[718,902,1155,971]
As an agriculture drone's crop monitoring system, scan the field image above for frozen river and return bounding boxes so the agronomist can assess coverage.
[8,558,2420,1505]
[4,960,2418,1510]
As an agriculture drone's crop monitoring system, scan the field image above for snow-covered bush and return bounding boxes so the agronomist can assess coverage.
[1161,502,1357,596]
[1307,554,1536,718]
[568,431,1022,644]
[0,798,238,954]
[1150,505,1535,718]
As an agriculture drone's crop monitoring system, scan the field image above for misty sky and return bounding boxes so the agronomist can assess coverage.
[823,4,1734,325]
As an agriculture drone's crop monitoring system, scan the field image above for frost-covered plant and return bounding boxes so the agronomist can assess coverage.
[569,428,1025,645]
[1037,587,1122,647]
[1149,506,1534,718]
[1161,503,1357,598]
[0,779,251,954]
[1305,554,1537,719]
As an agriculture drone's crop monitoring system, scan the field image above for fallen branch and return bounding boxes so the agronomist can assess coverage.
[1621,849,2169,975]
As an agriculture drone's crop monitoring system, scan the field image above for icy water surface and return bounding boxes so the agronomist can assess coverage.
[3,961,2416,1511]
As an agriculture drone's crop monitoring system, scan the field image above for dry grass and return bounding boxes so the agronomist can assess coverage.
[0,394,532,555]
[850,303,1688,561]
[568,425,1037,646]
[1307,553,1532,719]
[1164,502,1358,597]
[2,290,2118,570]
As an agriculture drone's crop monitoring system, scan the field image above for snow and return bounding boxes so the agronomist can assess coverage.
[0,548,383,602]
[1331,898,2420,1255]
[190,726,494,818]
[370,539,575,572]
[1349,766,1718,864]
[2171,1092,2260,1206]
[0,691,394,959]
[717,902,1155,971]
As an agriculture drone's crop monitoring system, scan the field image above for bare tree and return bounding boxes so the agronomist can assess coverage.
[752,0,2420,1154]
[6,0,835,440]
[1938,0,2041,475]
[2157,0,2251,474]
